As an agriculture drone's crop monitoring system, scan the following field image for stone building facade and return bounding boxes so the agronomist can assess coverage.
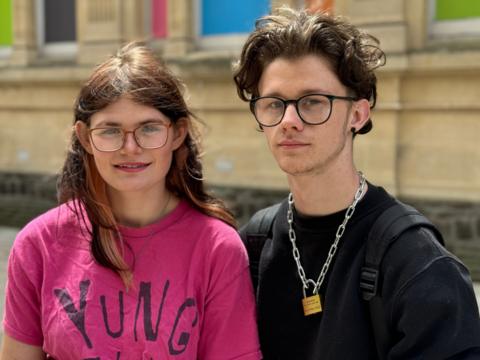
[0,0,480,278]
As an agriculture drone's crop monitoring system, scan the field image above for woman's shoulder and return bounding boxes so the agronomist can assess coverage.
[186,202,238,233]
[14,201,86,249]
[180,203,250,282]
[179,201,244,249]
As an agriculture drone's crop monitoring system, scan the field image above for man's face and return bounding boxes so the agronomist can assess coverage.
[256,54,368,178]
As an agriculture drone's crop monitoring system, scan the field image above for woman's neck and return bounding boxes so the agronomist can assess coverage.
[108,188,177,228]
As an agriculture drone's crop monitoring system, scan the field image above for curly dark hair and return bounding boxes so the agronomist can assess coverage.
[233,7,386,134]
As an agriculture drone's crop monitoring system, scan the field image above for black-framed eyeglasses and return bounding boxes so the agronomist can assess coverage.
[89,122,172,152]
[249,93,358,127]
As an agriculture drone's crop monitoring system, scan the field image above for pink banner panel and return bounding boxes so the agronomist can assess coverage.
[152,0,167,38]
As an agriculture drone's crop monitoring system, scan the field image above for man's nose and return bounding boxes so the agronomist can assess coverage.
[281,103,304,130]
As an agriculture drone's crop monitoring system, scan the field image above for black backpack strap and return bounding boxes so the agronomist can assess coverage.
[240,203,281,290]
[360,200,444,359]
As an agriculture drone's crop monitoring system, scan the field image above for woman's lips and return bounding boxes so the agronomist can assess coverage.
[114,162,151,172]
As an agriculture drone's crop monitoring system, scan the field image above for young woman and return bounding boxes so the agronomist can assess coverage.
[1,43,261,359]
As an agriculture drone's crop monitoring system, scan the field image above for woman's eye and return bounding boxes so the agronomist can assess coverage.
[141,124,164,134]
[98,128,121,136]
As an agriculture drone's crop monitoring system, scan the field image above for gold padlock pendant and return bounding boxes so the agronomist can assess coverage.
[302,294,322,316]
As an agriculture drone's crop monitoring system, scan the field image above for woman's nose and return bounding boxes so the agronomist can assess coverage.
[120,131,142,153]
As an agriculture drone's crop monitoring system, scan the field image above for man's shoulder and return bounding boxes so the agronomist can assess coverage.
[378,218,462,298]
[239,200,286,241]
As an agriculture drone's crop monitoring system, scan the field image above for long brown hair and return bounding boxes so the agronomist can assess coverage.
[233,6,386,134]
[58,42,235,287]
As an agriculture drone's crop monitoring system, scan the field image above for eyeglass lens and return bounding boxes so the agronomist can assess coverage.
[90,123,169,151]
[253,94,333,126]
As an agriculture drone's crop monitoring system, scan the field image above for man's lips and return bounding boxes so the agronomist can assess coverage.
[278,140,309,148]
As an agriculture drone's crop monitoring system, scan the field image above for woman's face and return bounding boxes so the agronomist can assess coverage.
[76,96,187,198]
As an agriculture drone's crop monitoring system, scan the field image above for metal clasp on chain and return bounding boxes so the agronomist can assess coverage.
[302,279,318,298]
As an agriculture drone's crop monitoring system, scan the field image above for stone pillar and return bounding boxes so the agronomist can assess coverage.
[271,0,301,9]
[10,0,37,66]
[163,0,194,58]
[76,0,124,65]
[335,0,407,53]
[333,0,408,194]
[404,0,428,51]
[121,0,147,43]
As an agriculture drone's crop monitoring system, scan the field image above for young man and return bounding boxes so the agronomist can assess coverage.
[234,7,480,359]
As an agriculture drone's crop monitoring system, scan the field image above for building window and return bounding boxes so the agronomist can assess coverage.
[198,0,270,49]
[151,0,167,39]
[37,0,77,57]
[0,0,13,56]
[430,0,480,38]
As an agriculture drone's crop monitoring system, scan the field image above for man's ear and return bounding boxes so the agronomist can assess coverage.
[171,118,189,151]
[349,99,370,134]
[74,121,94,154]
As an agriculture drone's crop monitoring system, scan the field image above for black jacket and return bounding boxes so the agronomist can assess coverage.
[240,184,480,359]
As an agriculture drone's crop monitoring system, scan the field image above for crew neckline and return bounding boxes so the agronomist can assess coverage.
[292,183,392,232]
[118,200,190,238]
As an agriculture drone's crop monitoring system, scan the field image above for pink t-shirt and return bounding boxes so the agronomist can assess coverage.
[4,200,261,359]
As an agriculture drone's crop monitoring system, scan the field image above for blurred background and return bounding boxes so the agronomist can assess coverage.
[0,0,479,284]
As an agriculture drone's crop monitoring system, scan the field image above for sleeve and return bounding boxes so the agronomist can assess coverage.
[384,228,480,359]
[3,227,44,346]
[197,226,262,360]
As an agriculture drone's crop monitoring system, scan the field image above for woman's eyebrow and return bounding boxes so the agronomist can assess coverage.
[92,120,121,127]
[93,118,168,127]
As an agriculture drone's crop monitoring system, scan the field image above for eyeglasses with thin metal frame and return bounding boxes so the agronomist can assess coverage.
[88,122,172,152]
[249,93,358,127]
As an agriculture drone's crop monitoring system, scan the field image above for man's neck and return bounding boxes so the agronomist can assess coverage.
[287,167,366,216]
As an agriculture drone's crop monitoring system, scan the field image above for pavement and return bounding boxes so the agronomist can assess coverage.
[0,226,479,339]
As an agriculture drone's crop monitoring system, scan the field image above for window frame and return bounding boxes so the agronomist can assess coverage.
[36,0,77,59]
[429,0,480,39]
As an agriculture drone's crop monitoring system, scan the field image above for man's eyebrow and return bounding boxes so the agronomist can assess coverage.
[260,89,336,98]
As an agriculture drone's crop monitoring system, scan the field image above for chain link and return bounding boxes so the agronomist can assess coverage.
[287,172,366,296]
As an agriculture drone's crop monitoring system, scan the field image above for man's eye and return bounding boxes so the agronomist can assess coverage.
[304,99,321,106]
[260,99,283,112]
[268,100,283,109]
[302,97,326,107]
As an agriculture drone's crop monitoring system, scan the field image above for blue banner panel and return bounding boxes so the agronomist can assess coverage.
[201,0,270,36]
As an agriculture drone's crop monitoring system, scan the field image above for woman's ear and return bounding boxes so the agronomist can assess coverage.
[74,121,94,154]
[349,99,370,134]
[171,118,189,151]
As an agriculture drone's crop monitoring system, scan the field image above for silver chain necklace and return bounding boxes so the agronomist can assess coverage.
[287,172,366,315]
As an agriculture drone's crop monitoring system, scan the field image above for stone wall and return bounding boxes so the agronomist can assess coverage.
[407,198,480,280]
[1,171,479,280]
[0,172,57,228]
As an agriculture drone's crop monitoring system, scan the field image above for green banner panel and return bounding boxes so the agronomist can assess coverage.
[436,0,480,20]
[0,0,13,46]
